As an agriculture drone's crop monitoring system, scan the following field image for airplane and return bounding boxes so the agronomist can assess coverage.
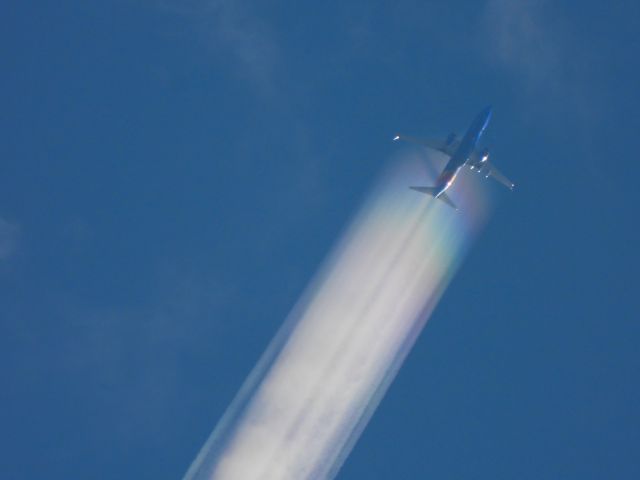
[393,106,514,210]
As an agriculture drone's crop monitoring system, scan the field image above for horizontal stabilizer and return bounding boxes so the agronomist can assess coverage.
[409,187,457,210]
[410,186,439,196]
[394,135,457,157]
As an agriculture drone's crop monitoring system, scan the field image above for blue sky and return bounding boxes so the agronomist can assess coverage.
[1,1,639,478]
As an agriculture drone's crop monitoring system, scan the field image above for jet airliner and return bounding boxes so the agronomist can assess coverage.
[394,106,514,209]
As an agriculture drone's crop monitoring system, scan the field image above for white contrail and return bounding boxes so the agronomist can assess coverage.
[183,154,489,480]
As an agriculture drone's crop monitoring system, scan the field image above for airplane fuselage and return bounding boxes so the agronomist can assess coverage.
[433,106,492,197]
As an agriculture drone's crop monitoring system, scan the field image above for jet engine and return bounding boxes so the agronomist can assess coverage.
[471,148,490,172]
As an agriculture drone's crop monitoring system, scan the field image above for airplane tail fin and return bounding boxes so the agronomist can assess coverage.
[409,187,457,210]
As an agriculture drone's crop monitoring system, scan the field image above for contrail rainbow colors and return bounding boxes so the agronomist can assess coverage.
[183,154,489,480]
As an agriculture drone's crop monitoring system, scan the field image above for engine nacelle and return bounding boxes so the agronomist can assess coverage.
[469,148,490,172]
[479,148,490,164]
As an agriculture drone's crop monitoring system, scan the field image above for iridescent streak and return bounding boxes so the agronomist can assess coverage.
[183,155,489,480]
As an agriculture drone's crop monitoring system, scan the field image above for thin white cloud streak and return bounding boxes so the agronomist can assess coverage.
[183,155,489,480]
[482,0,559,81]
[479,0,598,120]
[479,0,574,103]
[0,217,19,260]
[157,0,280,96]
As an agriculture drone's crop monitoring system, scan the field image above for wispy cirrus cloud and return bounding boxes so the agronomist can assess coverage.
[478,0,599,119]
[155,0,333,214]
[6,262,236,459]
[480,0,565,92]
[157,0,281,97]
[479,0,594,100]
[0,217,19,260]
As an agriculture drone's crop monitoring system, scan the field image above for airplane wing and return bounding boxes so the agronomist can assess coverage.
[467,150,515,190]
[485,162,515,190]
[393,134,458,156]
